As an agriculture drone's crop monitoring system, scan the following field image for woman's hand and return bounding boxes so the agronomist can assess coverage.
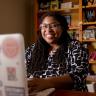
[28,78,53,93]
[27,74,73,95]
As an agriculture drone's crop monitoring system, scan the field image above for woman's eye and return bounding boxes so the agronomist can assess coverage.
[42,25,47,28]
[52,24,57,27]
[44,25,48,28]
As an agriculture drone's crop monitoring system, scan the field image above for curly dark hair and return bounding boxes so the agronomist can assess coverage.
[31,11,72,72]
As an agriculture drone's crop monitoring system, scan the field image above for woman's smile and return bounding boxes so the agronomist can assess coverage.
[45,32,55,38]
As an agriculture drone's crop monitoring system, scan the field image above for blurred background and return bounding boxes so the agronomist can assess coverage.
[0,0,35,48]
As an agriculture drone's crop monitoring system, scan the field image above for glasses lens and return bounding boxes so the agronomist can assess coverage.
[40,23,60,29]
[51,24,60,28]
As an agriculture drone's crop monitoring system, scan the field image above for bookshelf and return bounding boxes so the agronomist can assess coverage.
[34,0,96,75]
[81,0,96,75]
[34,0,80,40]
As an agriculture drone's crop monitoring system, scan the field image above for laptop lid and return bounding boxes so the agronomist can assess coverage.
[0,33,28,96]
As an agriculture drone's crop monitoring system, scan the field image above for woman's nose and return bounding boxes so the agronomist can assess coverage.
[46,25,53,30]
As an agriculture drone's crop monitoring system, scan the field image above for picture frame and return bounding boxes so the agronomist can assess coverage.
[64,15,71,26]
[94,0,96,4]
[89,29,95,39]
[50,0,59,10]
[83,28,96,40]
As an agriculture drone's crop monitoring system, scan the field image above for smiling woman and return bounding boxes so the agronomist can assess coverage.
[25,12,89,95]
[40,16,63,45]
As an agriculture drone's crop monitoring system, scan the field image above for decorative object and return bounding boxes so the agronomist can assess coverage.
[50,0,59,10]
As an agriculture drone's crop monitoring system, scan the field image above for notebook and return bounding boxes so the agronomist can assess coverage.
[0,33,28,96]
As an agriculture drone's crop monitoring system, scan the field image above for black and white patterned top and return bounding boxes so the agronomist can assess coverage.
[25,40,89,91]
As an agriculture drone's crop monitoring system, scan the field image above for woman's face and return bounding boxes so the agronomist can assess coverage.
[40,16,63,45]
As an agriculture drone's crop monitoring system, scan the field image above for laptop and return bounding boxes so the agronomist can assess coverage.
[0,33,28,96]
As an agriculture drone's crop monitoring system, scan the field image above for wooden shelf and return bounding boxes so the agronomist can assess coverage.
[89,60,96,64]
[86,75,96,82]
[39,7,79,13]
[82,22,96,25]
[69,27,79,30]
[83,4,96,9]
[82,39,96,42]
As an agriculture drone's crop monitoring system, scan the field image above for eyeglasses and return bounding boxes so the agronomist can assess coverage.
[40,23,60,30]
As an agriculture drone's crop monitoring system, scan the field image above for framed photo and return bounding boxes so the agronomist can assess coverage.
[83,29,90,40]
[89,29,95,39]
[83,29,96,40]
[94,0,96,4]
[50,0,59,10]
[64,15,71,26]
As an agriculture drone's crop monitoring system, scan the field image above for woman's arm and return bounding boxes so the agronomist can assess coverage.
[25,44,35,77]
[28,74,73,92]
[45,74,74,89]
[68,41,89,91]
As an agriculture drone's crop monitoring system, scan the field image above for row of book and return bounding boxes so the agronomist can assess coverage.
[39,0,96,11]
[83,0,96,6]
[39,0,78,11]
[68,27,96,41]
[83,28,96,40]
[83,9,96,22]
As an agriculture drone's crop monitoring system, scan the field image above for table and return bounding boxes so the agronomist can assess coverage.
[51,90,96,96]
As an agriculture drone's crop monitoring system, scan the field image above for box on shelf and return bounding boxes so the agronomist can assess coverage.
[64,15,71,26]
[87,82,96,92]
[39,2,50,11]
[60,2,73,9]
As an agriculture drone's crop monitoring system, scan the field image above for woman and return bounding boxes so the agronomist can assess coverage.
[25,12,89,93]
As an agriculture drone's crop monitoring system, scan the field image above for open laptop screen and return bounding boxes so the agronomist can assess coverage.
[0,33,28,96]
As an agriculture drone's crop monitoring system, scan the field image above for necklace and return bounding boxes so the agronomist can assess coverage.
[49,45,60,56]
[49,48,58,56]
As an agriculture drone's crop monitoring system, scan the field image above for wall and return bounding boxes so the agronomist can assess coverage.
[0,0,35,47]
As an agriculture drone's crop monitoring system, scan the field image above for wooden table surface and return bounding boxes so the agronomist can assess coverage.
[51,90,96,96]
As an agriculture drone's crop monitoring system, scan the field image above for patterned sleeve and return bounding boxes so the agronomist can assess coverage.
[69,40,89,91]
[25,44,35,78]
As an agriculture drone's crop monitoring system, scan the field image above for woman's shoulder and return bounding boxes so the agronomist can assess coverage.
[25,43,35,53]
[69,39,81,48]
[69,39,88,52]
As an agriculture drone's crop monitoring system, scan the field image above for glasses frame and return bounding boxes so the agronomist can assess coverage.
[40,23,61,30]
